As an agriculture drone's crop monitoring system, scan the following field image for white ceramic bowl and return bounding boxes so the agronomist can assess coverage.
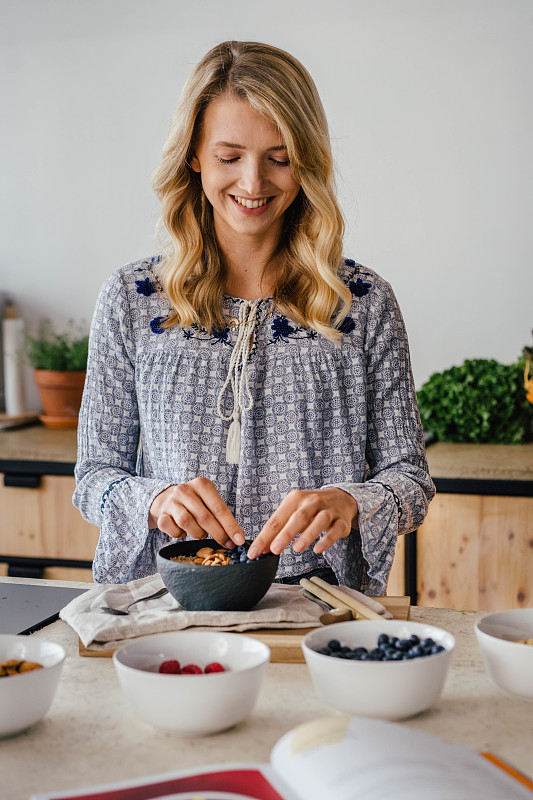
[302,619,455,720]
[0,634,66,737]
[474,608,533,701]
[113,631,270,736]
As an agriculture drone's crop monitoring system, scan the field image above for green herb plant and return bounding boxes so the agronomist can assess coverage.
[417,358,533,444]
[25,319,89,372]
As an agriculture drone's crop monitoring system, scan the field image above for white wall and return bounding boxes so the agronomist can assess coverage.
[1,0,531,410]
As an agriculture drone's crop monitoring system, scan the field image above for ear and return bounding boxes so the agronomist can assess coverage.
[190,154,201,173]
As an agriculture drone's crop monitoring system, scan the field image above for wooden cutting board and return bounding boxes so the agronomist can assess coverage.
[78,596,410,664]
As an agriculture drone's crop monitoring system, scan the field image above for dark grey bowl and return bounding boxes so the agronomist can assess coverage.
[157,539,280,611]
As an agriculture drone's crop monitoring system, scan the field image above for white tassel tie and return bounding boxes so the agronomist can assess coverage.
[217,300,260,464]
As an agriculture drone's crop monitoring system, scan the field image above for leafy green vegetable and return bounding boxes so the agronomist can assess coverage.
[417,358,532,444]
[25,319,89,372]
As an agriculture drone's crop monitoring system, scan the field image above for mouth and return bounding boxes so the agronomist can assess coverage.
[231,195,273,209]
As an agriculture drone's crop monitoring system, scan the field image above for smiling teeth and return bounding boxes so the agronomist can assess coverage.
[234,196,269,209]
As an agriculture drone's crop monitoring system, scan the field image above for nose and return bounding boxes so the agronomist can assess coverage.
[237,156,267,196]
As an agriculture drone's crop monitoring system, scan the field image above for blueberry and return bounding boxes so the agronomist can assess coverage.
[377,633,389,646]
[239,551,248,562]
[319,647,332,656]
[409,644,424,657]
[369,648,383,659]
[422,638,435,649]
[391,651,403,660]
[388,637,399,648]
[351,647,368,657]
[431,644,445,654]
[409,635,420,645]
[327,639,342,651]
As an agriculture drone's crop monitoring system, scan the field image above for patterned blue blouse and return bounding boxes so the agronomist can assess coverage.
[73,256,435,593]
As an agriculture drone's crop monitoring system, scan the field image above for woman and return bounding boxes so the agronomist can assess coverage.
[74,41,435,593]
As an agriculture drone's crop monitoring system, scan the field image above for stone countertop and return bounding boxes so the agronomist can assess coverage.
[0,425,78,465]
[0,577,532,799]
[426,441,533,483]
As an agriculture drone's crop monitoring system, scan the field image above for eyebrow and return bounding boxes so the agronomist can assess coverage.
[213,141,288,151]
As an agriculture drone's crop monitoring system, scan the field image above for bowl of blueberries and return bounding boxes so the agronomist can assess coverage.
[302,620,455,720]
[157,538,280,611]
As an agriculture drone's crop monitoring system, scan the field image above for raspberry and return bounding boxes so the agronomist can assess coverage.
[204,662,225,673]
[181,663,203,674]
[158,659,181,674]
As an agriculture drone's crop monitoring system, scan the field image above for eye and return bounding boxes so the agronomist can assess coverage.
[270,158,290,167]
[217,157,239,164]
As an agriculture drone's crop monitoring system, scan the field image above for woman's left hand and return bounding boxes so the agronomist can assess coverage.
[247,487,359,559]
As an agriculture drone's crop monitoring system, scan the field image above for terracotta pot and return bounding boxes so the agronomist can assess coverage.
[33,370,86,429]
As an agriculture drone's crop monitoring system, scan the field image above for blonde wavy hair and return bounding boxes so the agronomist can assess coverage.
[152,40,351,341]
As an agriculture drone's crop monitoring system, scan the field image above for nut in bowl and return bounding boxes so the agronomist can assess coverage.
[0,634,66,738]
[113,631,270,736]
[156,538,280,611]
[474,608,533,702]
[302,620,455,720]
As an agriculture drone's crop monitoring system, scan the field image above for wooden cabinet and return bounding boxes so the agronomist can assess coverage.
[0,473,98,580]
[387,443,533,611]
[0,427,97,581]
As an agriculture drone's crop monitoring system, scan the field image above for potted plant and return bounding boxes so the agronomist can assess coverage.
[417,356,533,444]
[25,319,89,428]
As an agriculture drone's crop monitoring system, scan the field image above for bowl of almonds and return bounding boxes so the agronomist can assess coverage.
[156,538,280,611]
[0,634,66,737]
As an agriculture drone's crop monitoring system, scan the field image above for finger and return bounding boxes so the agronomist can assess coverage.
[173,487,227,543]
[188,478,245,545]
[248,493,304,558]
[155,512,185,538]
[313,518,352,553]
[269,505,330,555]
[291,509,334,553]
[158,506,207,541]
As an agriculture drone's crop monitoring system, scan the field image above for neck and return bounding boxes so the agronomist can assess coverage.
[218,233,283,301]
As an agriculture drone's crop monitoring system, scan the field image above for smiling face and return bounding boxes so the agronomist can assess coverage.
[190,94,300,251]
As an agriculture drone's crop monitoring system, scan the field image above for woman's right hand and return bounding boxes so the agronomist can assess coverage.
[148,477,246,548]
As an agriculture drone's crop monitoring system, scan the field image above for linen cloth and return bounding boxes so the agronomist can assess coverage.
[59,574,392,651]
[73,256,435,593]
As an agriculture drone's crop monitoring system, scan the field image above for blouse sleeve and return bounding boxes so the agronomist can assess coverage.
[73,270,171,583]
[323,277,435,595]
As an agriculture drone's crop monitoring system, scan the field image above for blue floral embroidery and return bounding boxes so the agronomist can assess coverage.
[372,481,403,520]
[101,476,129,512]
[344,258,356,267]
[150,316,168,334]
[349,277,372,297]
[212,326,230,343]
[183,324,232,346]
[338,316,356,334]
[135,277,156,296]
[271,317,295,341]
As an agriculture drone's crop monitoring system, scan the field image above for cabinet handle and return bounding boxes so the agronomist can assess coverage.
[3,473,41,489]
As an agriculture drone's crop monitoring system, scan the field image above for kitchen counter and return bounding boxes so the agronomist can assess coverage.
[0,425,78,472]
[0,577,532,799]
[426,441,533,483]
